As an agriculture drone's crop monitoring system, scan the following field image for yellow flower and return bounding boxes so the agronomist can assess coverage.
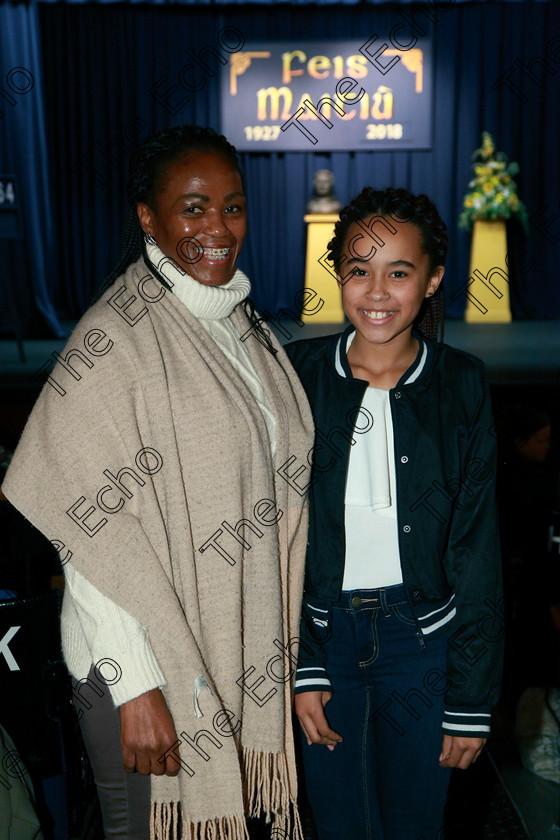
[460,132,526,233]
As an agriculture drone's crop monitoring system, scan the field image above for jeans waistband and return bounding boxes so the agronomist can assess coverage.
[335,583,408,610]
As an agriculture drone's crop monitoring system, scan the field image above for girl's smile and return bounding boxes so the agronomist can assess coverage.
[360,308,396,323]
[338,217,444,352]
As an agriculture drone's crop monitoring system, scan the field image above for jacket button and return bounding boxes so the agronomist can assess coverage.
[403,524,411,533]
[401,455,408,463]
[394,391,402,399]
[411,589,422,601]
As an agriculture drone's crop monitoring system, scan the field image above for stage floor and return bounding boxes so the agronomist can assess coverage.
[441,320,559,385]
[0,319,558,388]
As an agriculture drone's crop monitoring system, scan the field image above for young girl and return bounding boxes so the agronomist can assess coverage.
[287,187,503,840]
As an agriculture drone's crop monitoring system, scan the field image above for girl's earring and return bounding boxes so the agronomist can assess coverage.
[144,232,157,245]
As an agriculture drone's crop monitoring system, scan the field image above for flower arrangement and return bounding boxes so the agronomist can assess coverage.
[459,132,529,232]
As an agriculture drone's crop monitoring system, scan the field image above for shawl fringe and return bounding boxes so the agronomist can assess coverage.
[151,803,249,840]
[243,746,304,840]
[150,748,303,840]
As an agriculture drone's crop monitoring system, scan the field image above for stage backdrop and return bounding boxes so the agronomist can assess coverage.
[222,38,432,150]
[1,0,559,335]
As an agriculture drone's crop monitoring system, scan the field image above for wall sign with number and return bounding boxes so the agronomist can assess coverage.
[221,39,432,152]
[0,175,22,238]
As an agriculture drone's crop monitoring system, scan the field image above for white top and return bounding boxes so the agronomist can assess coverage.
[342,386,402,589]
[63,247,276,706]
[339,331,427,590]
[147,243,277,457]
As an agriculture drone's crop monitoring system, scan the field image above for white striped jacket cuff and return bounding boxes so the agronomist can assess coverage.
[442,707,492,737]
[294,665,332,694]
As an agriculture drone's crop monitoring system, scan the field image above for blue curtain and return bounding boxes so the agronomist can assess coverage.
[35,0,554,5]
[3,0,559,333]
[0,0,64,337]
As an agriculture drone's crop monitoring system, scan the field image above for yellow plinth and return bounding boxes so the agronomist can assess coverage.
[302,215,345,323]
[465,220,511,323]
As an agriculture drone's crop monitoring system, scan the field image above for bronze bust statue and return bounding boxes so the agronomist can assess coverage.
[307,169,341,214]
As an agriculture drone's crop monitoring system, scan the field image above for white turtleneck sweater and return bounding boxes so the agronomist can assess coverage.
[62,247,276,706]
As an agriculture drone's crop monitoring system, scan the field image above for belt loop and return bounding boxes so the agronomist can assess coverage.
[380,589,391,617]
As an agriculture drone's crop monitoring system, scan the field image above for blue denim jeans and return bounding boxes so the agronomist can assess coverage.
[300,584,451,840]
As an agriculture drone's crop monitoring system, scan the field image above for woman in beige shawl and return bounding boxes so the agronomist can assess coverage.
[3,125,314,840]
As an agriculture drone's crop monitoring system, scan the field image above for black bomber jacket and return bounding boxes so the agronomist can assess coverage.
[286,326,504,739]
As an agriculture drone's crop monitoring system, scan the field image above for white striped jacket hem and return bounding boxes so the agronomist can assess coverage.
[416,593,456,635]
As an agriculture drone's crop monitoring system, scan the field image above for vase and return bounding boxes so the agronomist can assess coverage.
[464,220,511,323]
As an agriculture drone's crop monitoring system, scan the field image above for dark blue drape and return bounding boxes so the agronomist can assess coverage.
[35,0,554,5]
[3,1,559,333]
[0,0,64,337]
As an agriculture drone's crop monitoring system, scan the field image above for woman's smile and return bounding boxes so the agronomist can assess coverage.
[138,150,247,286]
[201,247,231,262]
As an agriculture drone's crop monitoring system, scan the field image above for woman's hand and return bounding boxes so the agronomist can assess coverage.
[119,688,180,776]
[439,735,486,769]
[295,691,343,751]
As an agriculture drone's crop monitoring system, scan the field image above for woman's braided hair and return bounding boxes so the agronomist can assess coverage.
[328,187,448,342]
[98,125,242,292]
[94,124,277,354]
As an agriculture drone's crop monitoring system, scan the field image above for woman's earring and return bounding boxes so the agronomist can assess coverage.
[144,232,157,245]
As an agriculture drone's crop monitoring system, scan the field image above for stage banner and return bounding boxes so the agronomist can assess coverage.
[221,39,432,152]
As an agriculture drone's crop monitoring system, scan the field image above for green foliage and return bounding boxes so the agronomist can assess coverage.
[459,132,529,233]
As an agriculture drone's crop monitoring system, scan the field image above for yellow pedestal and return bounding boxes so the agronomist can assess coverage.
[465,220,511,323]
[302,214,345,323]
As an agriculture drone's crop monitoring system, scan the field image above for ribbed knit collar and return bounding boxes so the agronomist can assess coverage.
[145,242,251,320]
[334,324,428,386]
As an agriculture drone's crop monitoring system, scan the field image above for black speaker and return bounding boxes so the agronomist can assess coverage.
[0,591,66,778]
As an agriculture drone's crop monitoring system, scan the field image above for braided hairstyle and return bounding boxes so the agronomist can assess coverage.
[93,124,277,354]
[328,187,448,342]
[96,125,242,293]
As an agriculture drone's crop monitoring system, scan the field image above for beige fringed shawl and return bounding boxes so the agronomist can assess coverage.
[3,258,315,839]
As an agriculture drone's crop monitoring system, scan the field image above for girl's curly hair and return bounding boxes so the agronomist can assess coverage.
[328,187,448,342]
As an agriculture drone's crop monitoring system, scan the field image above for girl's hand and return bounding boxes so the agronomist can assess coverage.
[119,688,180,776]
[295,691,343,751]
[439,734,486,769]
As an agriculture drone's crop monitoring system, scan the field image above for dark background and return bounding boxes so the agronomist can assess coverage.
[0,0,558,335]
